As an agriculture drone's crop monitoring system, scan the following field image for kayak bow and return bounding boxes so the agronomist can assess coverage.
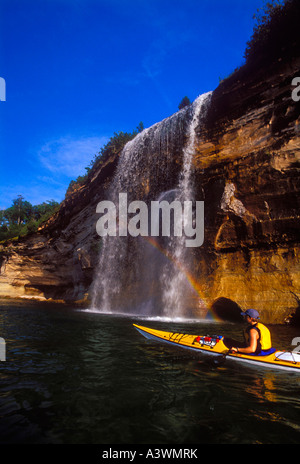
[133,323,300,373]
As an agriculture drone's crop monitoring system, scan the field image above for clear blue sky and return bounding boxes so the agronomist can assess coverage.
[0,0,266,209]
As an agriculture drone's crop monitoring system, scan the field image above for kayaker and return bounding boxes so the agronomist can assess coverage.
[225,309,273,356]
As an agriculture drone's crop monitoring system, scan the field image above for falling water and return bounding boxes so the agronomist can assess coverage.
[90,92,212,317]
[160,92,211,318]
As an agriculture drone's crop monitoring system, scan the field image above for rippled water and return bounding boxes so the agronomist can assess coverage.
[0,299,300,444]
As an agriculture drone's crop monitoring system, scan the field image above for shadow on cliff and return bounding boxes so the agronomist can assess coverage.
[209,297,244,323]
[285,293,300,327]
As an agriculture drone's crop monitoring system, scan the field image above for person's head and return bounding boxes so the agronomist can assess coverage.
[241,308,260,323]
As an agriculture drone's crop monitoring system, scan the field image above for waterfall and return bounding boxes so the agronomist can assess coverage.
[90,92,212,317]
[160,92,211,318]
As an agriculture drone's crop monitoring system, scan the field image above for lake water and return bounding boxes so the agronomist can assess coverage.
[0,299,300,445]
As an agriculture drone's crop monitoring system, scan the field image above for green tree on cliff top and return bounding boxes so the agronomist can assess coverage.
[178,96,191,110]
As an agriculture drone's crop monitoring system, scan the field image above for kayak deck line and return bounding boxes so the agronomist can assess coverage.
[133,323,300,373]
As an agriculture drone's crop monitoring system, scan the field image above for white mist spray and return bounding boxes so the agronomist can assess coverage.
[90,92,211,317]
[160,92,211,318]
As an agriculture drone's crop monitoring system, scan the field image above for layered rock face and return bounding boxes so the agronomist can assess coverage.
[192,57,300,323]
[0,150,120,303]
[0,55,299,323]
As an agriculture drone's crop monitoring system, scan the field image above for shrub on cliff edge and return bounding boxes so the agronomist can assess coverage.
[244,0,300,66]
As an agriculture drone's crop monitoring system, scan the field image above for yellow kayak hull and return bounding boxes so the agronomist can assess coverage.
[133,324,300,373]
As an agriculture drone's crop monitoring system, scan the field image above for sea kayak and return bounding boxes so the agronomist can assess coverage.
[133,324,300,373]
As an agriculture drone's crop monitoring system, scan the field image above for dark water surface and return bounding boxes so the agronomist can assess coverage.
[1,299,300,444]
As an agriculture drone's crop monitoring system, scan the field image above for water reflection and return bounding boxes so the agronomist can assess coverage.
[234,371,277,403]
[0,300,300,444]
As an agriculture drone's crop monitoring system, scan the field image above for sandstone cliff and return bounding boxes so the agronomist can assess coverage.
[0,32,299,323]
[192,56,300,323]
